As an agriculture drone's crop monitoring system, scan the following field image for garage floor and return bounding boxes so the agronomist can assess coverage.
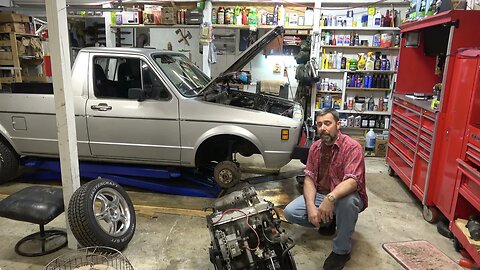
[0,158,461,270]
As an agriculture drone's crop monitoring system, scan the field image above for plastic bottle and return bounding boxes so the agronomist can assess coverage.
[354,33,360,46]
[373,32,381,47]
[368,95,374,111]
[374,52,382,70]
[273,3,279,25]
[341,57,347,69]
[366,128,376,151]
[358,53,366,70]
[365,52,374,71]
[381,54,387,70]
[278,5,285,26]
[211,8,217,24]
[217,7,225,24]
[385,56,391,71]
[322,49,328,69]
[374,11,382,27]
[324,94,332,108]
[336,52,343,69]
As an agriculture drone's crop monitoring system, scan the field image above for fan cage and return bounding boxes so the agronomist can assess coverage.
[44,246,134,270]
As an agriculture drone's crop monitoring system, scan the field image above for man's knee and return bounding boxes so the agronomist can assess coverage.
[283,202,295,223]
[335,193,362,214]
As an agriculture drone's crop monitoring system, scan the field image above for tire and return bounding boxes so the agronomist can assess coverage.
[0,139,19,183]
[68,178,136,251]
[214,161,240,188]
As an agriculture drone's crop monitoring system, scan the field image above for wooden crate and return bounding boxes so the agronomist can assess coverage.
[0,23,26,33]
[0,13,30,23]
[0,51,12,60]
[375,139,388,157]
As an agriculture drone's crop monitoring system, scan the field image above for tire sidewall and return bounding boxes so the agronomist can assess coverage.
[84,179,136,250]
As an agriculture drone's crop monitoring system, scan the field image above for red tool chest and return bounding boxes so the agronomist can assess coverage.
[387,11,480,223]
[449,50,480,264]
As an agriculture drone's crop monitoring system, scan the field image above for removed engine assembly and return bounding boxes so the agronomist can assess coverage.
[206,186,296,270]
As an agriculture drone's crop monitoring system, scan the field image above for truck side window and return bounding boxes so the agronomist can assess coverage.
[141,61,170,100]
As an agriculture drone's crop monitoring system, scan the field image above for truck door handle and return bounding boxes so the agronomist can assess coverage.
[91,103,112,111]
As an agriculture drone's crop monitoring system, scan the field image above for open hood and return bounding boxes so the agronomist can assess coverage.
[199,26,284,94]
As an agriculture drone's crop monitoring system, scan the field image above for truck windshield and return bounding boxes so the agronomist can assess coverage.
[153,54,210,97]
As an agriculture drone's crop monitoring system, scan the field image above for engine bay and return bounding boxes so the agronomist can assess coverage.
[201,83,296,118]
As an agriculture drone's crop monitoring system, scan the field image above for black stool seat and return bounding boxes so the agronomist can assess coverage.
[0,186,67,256]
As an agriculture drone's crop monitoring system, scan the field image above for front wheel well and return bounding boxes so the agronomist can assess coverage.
[195,135,261,167]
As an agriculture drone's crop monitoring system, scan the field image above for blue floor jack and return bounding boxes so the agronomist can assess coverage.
[20,158,222,198]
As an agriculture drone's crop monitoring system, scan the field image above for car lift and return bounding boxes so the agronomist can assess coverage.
[20,158,222,198]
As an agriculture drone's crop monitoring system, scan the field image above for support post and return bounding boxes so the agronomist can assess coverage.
[45,0,81,249]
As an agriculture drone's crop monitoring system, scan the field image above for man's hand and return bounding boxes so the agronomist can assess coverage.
[317,199,334,224]
[307,205,320,228]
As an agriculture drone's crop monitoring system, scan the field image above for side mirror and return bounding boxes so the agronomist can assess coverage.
[128,88,145,101]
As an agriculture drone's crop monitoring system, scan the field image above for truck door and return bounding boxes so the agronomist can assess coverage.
[86,55,181,164]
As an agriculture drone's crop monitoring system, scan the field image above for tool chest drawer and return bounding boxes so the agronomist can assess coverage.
[392,101,421,127]
[456,159,480,211]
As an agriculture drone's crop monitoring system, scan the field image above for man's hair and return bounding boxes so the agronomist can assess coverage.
[316,108,340,122]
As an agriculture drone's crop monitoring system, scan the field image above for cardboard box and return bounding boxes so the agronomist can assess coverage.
[0,22,26,33]
[161,7,175,25]
[0,13,30,23]
[143,5,162,25]
[375,139,388,157]
[121,11,141,25]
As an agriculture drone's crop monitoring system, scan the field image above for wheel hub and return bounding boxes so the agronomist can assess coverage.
[219,169,233,184]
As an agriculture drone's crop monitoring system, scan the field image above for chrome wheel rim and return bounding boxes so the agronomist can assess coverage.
[93,187,131,237]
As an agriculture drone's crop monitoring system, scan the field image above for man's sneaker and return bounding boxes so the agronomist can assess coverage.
[318,216,336,236]
[323,251,351,270]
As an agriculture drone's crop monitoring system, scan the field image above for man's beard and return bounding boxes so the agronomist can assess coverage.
[321,133,337,144]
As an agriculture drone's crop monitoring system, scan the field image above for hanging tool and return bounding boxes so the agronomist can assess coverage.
[176,29,192,46]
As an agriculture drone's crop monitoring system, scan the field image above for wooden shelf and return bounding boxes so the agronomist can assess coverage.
[213,24,313,30]
[111,24,200,28]
[321,45,400,50]
[317,91,343,94]
[318,69,346,73]
[342,126,387,130]
[319,26,400,31]
[345,87,392,91]
[0,32,38,37]
[348,70,397,74]
[318,69,397,74]
[337,110,391,115]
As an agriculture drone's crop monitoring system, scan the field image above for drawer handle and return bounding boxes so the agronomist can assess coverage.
[467,151,480,165]
[389,144,414,167]
[394,102,421,115]
[467,143,480,156]
[457,159,480,186]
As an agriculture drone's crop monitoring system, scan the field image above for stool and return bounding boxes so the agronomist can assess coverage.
[0,186,67,256]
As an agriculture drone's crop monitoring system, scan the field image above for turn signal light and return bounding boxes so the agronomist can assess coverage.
[281,129,289,140]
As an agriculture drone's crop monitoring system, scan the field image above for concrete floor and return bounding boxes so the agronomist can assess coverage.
[0,157,462,270]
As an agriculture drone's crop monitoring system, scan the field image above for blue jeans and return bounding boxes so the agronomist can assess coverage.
[283,192,363,255]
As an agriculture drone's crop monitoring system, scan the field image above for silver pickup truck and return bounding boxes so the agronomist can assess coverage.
[0,27,305,187]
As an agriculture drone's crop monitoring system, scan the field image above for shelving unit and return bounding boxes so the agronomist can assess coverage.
[0,31,45,84]
[310,20,401,137]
